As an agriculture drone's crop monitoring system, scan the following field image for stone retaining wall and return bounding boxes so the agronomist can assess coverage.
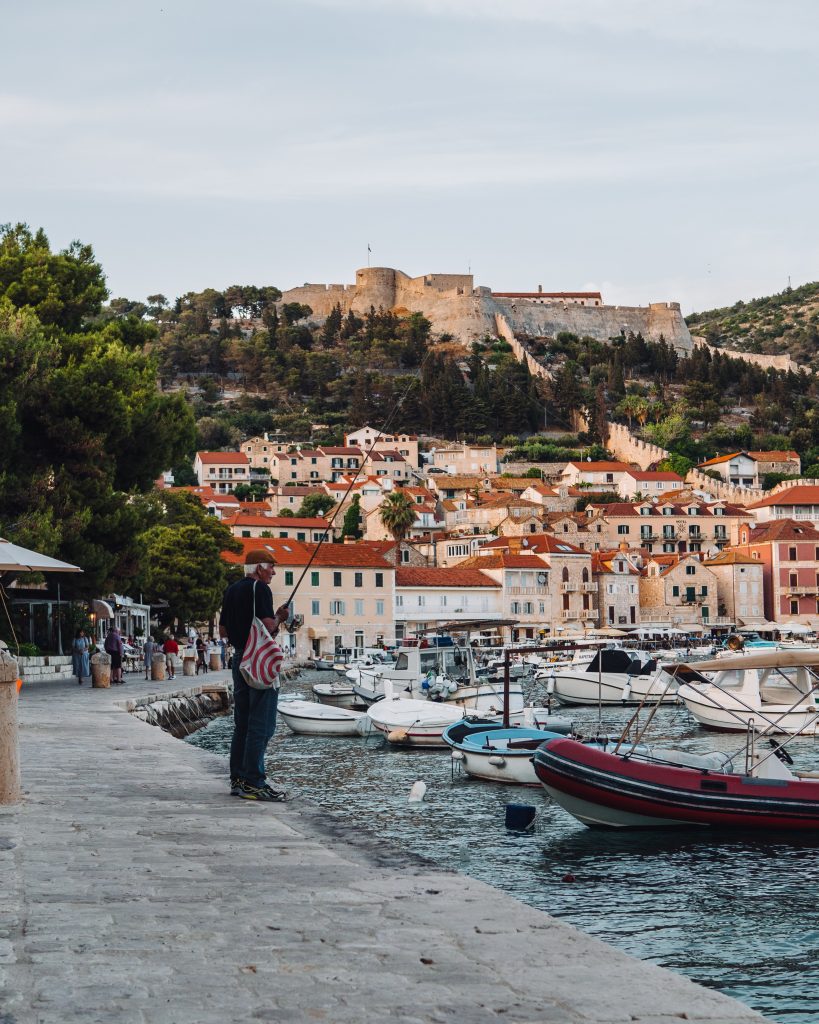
[18,655,73,683]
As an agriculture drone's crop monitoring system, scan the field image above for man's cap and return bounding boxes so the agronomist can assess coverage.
[245,548,276,566]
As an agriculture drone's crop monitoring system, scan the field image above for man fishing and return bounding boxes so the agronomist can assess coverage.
[220,549,290,802]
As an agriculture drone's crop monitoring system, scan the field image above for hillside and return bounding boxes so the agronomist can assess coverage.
[687,281,819,367]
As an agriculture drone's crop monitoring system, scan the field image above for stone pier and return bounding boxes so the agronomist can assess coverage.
[0,673,772,1023]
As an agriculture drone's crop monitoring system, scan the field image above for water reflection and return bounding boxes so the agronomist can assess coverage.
[189,671,819,1022]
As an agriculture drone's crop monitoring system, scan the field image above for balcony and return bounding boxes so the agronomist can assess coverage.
[560,582,577,593]
[561,609,574,620]
[580,609,596,621]
[639,533,659,543]
[581,582,598,593]
[786,585,819,595]
[508,586,548,596]
[710,616,733,625]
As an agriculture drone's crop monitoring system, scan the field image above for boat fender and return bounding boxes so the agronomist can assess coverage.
[546,677,555,695]
[451,749,464,761]
[408,780,426,803]
[388,728,410,743]
[621,681,632,702]
[488,755,506,767]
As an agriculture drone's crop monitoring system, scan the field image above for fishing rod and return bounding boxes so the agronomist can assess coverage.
[283,352,433,609]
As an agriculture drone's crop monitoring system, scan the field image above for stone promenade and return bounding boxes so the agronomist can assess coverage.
[1,672,771,1024]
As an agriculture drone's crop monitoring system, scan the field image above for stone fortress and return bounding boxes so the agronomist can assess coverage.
[281,266,695,353]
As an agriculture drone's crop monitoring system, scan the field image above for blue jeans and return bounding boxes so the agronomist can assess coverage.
[229,645,279,787]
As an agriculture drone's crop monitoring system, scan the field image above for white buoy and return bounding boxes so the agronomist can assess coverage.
[408,780,427,803]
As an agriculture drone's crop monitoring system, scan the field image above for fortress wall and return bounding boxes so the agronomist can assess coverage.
[684,468,759,505]
[496,315,553,381]
[607,423,670,471]
[354,267,400,311]
[693,338,799,373]
[492,298,693,354]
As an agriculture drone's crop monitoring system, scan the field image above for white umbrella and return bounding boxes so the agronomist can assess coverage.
[0,539,81,574]
[780,623,812,635]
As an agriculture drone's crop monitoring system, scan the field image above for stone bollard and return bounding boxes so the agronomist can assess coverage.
[183,655,196,677]
[0,651,21,804]
[209,650,220,671]
[151,653,166,681]
[91,652,111,688]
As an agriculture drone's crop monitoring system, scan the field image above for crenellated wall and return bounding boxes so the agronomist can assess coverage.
[692,338,800,374]
[280,266,693,352]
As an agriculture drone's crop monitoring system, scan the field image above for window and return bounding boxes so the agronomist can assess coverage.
[278,531,288,538]
[354,572,363,588]
[375,573,383,588]
[790,572,798,588]
[376,599,384,616]
[789,547,798,561]
[330,600,346,615]
[284,571,294,586]
[241,530,251,537]
[685,565,696,575]
[617,525,629,535]
[791,600,799,615]
[355,599,364,616]
[417,595,425,607]
[672,585,680,597]
[333,571,342,587]
[523,601,533,614]
[311,571,320,586]
[311,600,320,615]
[511,601,520,614]
[700,585,708,597]
[396,595,403,608]
[297,532,306,542]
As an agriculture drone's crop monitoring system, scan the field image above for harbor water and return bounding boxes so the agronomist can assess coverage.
[189,669,819,1024]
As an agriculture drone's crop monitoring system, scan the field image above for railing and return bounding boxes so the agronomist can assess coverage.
[786,585,819,595]
[581,582,598,592]
[508,586,548,596]
[560,583,577,593]
[561,609,574,620]
[711,616,733,625]
[580,609,596,620]
[639,533,659,542]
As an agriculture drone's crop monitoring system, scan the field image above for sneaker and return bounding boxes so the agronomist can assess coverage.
[230,776,242,796]
[238,781,286,803]
[261,782,288,802]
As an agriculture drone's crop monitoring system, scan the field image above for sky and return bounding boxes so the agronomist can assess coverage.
[3,0,818,313]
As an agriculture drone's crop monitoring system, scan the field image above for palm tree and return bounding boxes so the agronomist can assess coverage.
[378,490,418,564]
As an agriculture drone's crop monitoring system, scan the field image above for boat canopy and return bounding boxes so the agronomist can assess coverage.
[587,649,656,676]
[672,649,819,673]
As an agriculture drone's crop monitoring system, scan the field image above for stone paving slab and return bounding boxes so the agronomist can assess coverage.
[0,674,773,1024]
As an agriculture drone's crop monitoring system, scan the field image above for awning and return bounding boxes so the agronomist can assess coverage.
[0,539,81,574]
[737,621,777,632]
[92,599,114,619]
[307,627,328,639]
[778,623,814,634]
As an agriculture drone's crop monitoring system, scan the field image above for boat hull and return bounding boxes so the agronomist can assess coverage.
[312,682,362,709]
[550,670,676,707]
[677,682,819,735]
[534,738,819,830]
[278,700,364,736]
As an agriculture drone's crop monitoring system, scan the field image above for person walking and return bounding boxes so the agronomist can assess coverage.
[162,635,179,679]
[195,635,207,674]
[143,636,156,679]
[105,625,125,685]
[220,549,289,802]
[72,629,91,685]
[218,637,227,670]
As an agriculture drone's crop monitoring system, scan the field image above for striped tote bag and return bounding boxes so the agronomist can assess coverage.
[239,582,285,690]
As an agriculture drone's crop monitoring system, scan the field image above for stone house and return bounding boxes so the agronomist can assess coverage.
[747,484,819,525]
[560,461,631,492]
[429,443,499,476]
[592,551,641,628]
[697,450,801,488]
[345,426,420,467]
[617,470,684,500]
[638,553,722,631]
[221,512,334,543]
[702,551,765,628]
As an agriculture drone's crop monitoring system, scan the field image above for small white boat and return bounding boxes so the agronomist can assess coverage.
[310,656,336,671]
[675,649,819,735]
[278,699,364,736]
[443,719,574,785]
[550,648,676,706]
[312,681,362,709]
[366,694,464,748]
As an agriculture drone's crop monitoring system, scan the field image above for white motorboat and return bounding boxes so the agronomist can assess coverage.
[349,635,524,717]
[278,699,365,736]
[675,649,819,735]
[366,693,465,748]
[549,648,676,706]
[311,680,363,709]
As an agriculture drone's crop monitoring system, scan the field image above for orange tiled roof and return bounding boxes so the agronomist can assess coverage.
[221,538,394,568]
[395,568,500,588]
[196,451,248,465]
[747,486,819,509]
